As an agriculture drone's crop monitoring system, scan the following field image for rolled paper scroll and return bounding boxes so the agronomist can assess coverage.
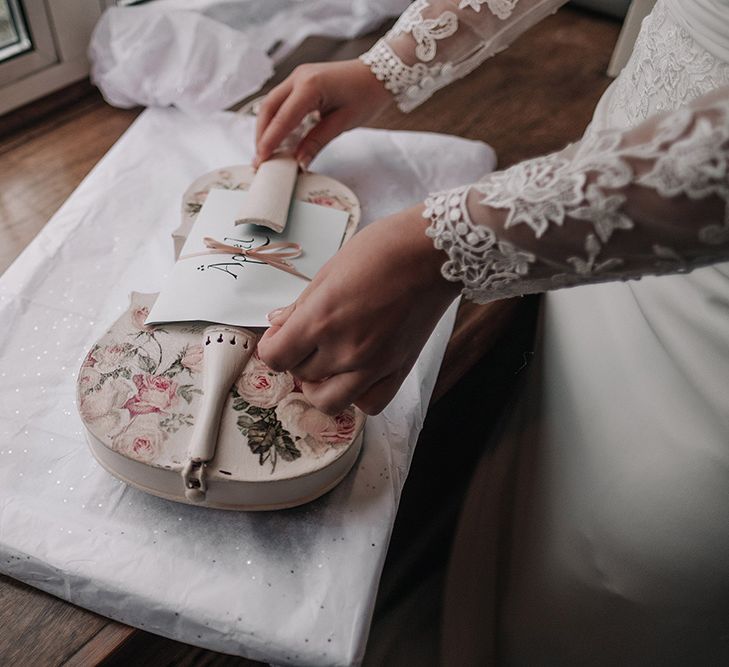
[236,156,298,233]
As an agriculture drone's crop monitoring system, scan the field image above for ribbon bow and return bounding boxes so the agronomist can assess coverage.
[181,237,310,281]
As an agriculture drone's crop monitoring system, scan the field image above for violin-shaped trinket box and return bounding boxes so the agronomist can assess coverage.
[77,160,365,510]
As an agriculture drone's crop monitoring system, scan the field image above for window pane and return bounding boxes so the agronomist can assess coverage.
[0,0,31,61]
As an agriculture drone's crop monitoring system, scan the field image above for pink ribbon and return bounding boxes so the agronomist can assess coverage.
[181,237,311,281]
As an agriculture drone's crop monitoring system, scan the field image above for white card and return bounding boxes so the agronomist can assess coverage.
[146,188,348,327]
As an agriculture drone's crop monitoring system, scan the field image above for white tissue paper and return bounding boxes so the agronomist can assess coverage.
[89,0,410,113]
[0,108,495,666]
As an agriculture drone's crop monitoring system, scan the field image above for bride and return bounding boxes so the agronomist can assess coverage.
[254,1,729,663]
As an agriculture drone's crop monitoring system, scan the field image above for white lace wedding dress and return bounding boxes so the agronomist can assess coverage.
[362,1,729,664]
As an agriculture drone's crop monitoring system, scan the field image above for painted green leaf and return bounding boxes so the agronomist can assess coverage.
[275,436,301,463]
[138,354,156,374]
[236,413,255,429]
[177,383,201,404]
[232,397,250,412]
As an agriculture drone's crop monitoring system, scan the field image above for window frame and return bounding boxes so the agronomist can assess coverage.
[0,0,109,115]
[0,0,32,56]
[0,0,57,88]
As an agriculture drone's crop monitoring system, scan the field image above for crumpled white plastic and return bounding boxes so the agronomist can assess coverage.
[0,108,495,666]
[89,0,410,114]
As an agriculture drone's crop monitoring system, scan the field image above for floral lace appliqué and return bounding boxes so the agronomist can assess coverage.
[424,100,729,303]
[359,0,554,111]
[459,0,519,19]
[424,186,537,301]
[608,1,729,127]
[475,152,584,237]
[360,40,453,112]
[392,0,459,62]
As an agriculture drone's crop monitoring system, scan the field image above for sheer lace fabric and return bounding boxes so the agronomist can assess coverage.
[423,89,729,303]
[361,0,729,304]
[606,1,729,128]
[360,0,567,111]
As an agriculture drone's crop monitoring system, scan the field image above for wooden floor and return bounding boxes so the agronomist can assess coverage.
[0,7,620,665]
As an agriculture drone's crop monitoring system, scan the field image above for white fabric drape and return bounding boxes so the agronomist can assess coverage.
[89,0,411,113]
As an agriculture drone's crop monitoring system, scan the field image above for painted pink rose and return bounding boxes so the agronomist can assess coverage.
[235,356,294,408]
[131,306,152,332]
[112,414,165,463]
[78,367,102,392]
[94,344,129,374]
[82,351,97,368]
[123,373,178,416]
[191,190,209,205]
[309,195,345,211]
[276,395,359,457]
[79,376,133,436]
[181,344,204,374]
[319,409,357,445]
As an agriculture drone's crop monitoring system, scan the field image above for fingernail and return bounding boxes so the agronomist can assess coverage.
[267,307,285,322]
[297,154,311,172]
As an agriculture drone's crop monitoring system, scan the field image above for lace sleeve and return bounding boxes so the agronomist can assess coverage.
[360,0,568,112]
[421,86,729,303]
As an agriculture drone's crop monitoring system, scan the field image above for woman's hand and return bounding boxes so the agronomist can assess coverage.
[254,59,391,169]
[257,206,460,416]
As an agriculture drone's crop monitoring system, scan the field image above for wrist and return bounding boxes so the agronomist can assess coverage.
[390,205,462,300]
[349,58,393,113]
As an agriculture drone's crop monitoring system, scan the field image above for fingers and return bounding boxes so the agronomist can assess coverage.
[295,108,351,169]
[256,84,320,166]
[255,79,293,159]
[257,306,317,372]
[291,348,349,383]
[296,362,408,415]
[301,370,375,416]
[267,302,295,326]
[354,368,409,415]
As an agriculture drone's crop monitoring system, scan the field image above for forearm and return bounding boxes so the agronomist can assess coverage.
[422,86,729,302]
[360,0,568,111]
